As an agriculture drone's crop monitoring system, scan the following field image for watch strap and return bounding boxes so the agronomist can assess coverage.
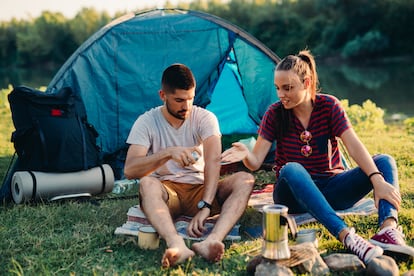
[203,200,212,209]
[199,200,212,209]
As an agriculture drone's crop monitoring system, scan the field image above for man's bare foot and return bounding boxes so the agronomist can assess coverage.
[161,242,195,268]
[192,239,225,262]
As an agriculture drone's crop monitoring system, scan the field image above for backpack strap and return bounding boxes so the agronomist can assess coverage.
[33,119,49,169]
[27,171,37,201]
[76,116,88,170]
[0,153,18,202]
[98,165,106,194]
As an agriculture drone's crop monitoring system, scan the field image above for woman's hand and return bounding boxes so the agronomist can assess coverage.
[373,179,401,211]
[220,142,249,164]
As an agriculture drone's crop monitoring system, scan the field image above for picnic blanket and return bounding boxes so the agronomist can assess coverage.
[248,184,377,226]
[115,185,376,241]
[114,205,241,241]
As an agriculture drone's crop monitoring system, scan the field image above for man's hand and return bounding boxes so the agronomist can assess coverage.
[187,208,210,238]
[169,147,202,167]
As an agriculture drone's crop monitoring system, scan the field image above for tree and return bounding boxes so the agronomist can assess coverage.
[69,8,111,46]
[16,11,73,66]
[0,21,18,67]
[341,30,389,59]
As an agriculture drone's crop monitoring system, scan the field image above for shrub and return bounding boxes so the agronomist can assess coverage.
[404,117,414,135]
[341,99,386,133]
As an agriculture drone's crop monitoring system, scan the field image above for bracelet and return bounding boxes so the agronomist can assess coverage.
[368,171,383,180]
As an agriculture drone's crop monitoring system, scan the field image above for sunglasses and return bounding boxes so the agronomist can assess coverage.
[300,130,312,157]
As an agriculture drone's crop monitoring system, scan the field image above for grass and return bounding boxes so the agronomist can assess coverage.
[0,87,413,274]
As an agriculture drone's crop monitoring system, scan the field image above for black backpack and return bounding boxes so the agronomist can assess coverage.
[8,86,102,172]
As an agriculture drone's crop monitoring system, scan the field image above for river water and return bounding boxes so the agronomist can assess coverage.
[1,61,413,118]
[318,61,413,118]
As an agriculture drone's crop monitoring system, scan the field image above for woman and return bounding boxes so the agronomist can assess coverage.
[221,49,410,264]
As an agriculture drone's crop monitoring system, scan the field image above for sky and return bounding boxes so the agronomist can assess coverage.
[0,0,191,21]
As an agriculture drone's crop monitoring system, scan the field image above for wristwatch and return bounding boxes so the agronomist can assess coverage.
[197,200,212,210]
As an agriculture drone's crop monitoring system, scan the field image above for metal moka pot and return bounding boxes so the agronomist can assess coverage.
[261,204,297,260]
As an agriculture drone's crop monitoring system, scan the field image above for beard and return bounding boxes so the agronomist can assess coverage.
[165,100,188,121]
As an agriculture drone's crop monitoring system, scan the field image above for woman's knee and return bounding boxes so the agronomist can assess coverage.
[277,162,313,191]
[279,162,306,177]
[373,153,399,187]
[374,154,397,170]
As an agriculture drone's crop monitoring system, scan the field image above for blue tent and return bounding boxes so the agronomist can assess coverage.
[1,9,282,200]
[47,8,280,158]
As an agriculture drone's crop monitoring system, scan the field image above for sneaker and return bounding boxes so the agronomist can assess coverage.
[370,226,414,257]
[344,228,383,264]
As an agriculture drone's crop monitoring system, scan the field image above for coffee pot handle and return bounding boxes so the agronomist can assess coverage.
[286,214,298,239]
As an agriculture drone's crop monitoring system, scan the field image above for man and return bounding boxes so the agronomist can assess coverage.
[124,63,254,268]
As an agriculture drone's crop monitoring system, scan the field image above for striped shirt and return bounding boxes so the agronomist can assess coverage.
[258,94,351,178]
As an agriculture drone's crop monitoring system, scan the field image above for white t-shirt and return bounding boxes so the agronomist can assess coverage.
[126,105,221,184]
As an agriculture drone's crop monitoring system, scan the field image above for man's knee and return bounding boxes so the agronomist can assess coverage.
[233,171,255,188]
[139,176,161,197]
[220,171,254,195]
[241,171,255,182]
[231,171,255,196]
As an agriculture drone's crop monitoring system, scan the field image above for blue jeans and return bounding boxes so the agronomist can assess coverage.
[273,154,399,239]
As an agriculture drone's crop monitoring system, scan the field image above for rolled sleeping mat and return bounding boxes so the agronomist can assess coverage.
[11,164,114,204]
